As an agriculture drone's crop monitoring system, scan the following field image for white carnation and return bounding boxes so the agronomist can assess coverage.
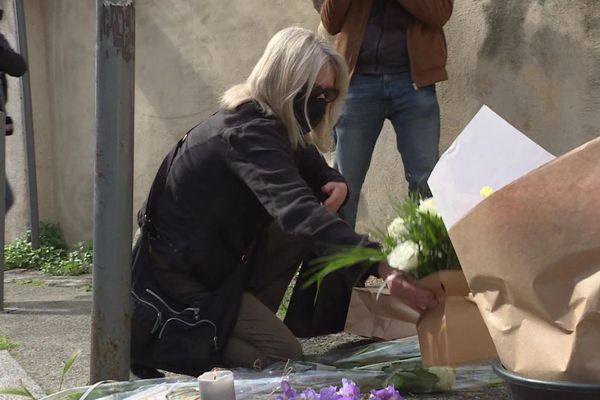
[387,241,419,271]
[387,217,407,240]
[418,197,439,216]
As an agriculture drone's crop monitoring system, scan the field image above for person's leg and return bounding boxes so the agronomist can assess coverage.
[334,74,386,228]
[284,256,370,338]
[387,72,440,197]
[222,292,302,369]
[245,222,306,313]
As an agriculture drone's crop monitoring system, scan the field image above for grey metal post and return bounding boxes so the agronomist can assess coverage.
[14,0,40,250]
[90,0,135,382]
[0,110,5,311]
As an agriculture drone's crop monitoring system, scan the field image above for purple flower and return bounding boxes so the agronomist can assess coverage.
[338,379,361,399]
[318,386,342,400]
[369,385,404,400]
[299,388,318,399]
[280,380,298,399]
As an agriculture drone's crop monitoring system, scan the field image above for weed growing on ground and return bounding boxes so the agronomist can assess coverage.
[0,350,80,399]
[4,222,93,276]
[11,279,46,286]
[0,334,17,350]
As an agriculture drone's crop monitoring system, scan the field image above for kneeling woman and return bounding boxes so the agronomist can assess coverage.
[131,26,436,378]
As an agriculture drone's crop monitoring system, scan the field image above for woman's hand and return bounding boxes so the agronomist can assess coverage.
[378,261,438,313]
[321,181,348,213]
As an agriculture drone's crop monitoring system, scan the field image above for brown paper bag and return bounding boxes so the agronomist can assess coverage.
[344,287,418,340]
[415,271,497,366]
[449,136,600,382]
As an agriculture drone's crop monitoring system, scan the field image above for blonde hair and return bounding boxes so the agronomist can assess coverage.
[221,26,349,152]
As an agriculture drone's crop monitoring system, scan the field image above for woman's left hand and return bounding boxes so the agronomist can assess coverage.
[321,181,348,213]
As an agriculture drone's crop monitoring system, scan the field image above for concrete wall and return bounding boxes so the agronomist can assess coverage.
[4,0,600,243]
[2,0,56,242]
[9,0,319,243]
[357,0,600,230]
[1,0,28,242]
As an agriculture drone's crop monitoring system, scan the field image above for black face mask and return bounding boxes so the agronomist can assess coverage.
[293,94,326,135]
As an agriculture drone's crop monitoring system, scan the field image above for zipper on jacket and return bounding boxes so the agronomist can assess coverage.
[132,290,163,334]
[412,82,419,91]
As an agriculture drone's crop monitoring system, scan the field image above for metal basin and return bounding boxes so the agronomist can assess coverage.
[492,360,600,400]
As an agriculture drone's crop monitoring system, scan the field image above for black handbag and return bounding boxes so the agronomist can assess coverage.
[130,134,249,376]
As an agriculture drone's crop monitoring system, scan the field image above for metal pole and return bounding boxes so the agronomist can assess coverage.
[0,109,6,311]
[90,0,135,382]
[14,0,40,250]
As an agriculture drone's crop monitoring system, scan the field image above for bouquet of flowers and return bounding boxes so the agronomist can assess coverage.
[306,196,460,288]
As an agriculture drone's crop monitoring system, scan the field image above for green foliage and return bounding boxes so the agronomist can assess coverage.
[305,195,461,289]
[392,195,460,279]
[37,221,69,251]
[59,350,81,391]
[0,385,36,400]
[384,366,440,392]
[304,246,386,290]
[0,350,81,399]
[0,334,17,350]
[12,279,46,286]
[4,222,93,276]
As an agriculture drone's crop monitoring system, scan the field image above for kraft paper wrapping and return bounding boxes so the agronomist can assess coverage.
[415,271,497,366]
[449,136,600,382]
[344,287,418,340]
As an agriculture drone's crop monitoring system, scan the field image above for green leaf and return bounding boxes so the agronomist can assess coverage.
[0,381,37,400]
[59,350,81,390]
[302,245,386,290]
[385,367,440,392]
[0,334,17,350]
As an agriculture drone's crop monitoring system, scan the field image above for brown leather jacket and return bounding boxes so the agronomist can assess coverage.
[321,0,452,88]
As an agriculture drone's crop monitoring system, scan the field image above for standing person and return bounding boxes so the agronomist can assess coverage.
[321,0,453,228]
[0,18,28,211]
[130,26,437,378]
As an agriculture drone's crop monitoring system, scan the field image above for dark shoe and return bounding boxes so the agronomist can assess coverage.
[130,364,165,379]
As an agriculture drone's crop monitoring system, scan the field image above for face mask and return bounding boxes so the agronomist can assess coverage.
[293,94,326,135]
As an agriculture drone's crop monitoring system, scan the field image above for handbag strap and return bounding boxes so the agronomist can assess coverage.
[132,132,188,287]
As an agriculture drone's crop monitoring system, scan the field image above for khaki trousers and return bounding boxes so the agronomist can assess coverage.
[222,223,305,369]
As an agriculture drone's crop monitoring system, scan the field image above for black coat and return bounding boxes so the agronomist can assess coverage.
[0,33,27,108]
[145,101,374,291]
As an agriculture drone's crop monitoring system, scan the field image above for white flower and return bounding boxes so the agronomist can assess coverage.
[387,241,419,271]
[429,367,456,391]
[387,217,407,240]
[418,197,439,216]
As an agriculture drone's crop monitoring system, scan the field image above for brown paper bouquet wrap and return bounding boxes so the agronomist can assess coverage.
[415,271,497,367]
[448,136,600,383]
[344,272,497,366]
[344,287,418,340]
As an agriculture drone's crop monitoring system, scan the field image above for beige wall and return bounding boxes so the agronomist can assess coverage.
[2,0,55,242]
[5,0,600,243]
[357,0,600,230]
[11,0,319,243]
[2,0,28,242]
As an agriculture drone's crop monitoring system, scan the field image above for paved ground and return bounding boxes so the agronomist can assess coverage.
[0,269,508,399]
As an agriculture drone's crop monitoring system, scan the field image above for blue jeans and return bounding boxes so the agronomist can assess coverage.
[334,72,440,228]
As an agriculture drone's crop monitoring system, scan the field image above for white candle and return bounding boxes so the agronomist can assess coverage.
[198,369,236,400]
